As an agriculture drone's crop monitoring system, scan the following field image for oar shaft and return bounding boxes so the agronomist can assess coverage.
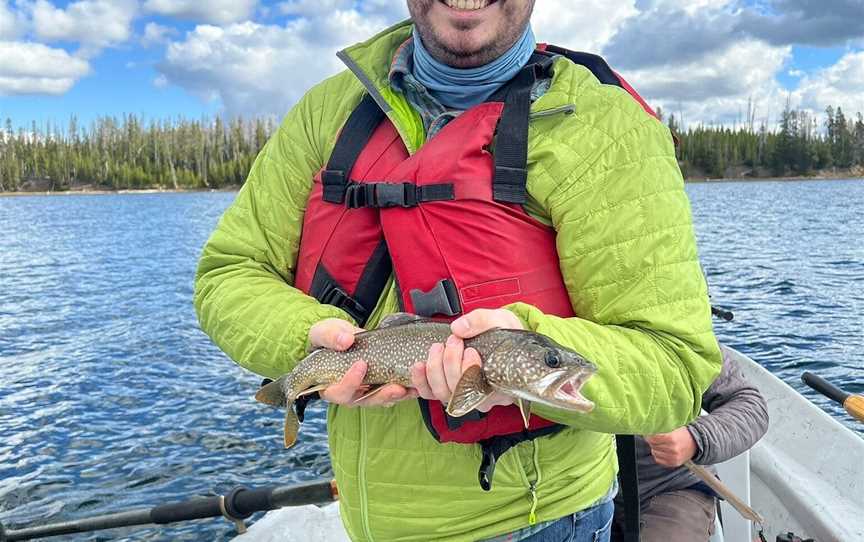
[2,480,337,541]
[4,509,154,541]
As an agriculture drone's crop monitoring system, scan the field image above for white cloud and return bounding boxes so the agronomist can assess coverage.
[0,0,24,40]
[144,0,258,25]
[532,0,638,52]
[142,22,176,47]
[620,39,791,127]
[29,0,137,52]
[0,40,90,95]
[157,7,404,116]
[794,51,864,117]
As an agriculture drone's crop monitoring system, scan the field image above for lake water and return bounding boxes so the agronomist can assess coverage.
[1,180,862,540]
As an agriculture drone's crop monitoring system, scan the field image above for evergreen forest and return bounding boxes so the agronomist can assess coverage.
[1,104,863,193]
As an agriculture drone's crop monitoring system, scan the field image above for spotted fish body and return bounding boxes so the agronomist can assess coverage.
[255,313,597,447]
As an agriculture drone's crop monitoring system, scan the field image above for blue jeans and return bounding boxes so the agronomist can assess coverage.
[519,499,614,542]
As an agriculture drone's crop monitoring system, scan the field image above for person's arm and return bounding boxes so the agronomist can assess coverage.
[505,109,722,435]
[688,347,769,465]
[193,84,354,381]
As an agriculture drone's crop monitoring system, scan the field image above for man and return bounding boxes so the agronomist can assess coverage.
[194,1,722,540]
[612,346,769,541]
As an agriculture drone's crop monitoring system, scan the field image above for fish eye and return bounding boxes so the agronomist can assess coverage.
[544,351,561,368]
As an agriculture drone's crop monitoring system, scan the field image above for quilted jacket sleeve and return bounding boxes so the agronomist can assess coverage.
[193,87,353,380]
[508,106,722,435]
[689,346,769,464]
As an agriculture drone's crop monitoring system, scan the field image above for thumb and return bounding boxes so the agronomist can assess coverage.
[310,318,363,350]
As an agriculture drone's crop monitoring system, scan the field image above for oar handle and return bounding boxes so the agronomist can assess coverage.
[802,372,849,405]
[802,372,864,423]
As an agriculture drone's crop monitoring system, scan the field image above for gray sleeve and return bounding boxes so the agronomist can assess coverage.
[688,346,769,465]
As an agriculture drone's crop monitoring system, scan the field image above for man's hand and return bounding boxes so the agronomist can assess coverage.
[644,427,698,467]
[410,309,521,412]
[311,318,417,407]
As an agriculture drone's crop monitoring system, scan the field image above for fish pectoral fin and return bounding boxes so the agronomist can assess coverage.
[447,365,493,417]
[283,406,300,448]
[378,312,433,328]
[297,384,328,398]
[516,398,532,429]
[353,385,386,404]
[255,379,286,407]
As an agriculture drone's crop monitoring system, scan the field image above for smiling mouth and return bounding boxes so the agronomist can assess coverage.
[439,0,498,11]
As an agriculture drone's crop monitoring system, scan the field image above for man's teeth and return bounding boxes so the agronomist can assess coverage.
[444,0,491,10]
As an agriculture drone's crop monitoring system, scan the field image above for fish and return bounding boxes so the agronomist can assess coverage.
[255,312,598,447]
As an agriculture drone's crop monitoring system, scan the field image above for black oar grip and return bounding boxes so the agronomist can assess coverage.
[802,372,849,405]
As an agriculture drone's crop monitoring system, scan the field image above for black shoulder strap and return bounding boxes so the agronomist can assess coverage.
[616,435,641,542]
[321,94,386,203]
[542,45,623,88]
[491,54,554,204]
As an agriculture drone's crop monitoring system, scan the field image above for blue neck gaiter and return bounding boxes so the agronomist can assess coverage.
[411,24,536,110]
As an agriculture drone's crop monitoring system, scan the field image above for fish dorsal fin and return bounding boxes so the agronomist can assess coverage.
[447,365,494,417]
[255,378,287,407]
[378,312,432,329]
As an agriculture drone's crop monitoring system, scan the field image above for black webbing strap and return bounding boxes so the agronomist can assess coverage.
[345,182,454,208]
[478,425,564,491]
[616,435,641,542]
[351,240,392,327]
[492,55,555,204]
[308,241,392,327]
[322,94,386,203]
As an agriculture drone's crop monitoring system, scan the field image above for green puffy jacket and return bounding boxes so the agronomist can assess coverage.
[194,20,722,542]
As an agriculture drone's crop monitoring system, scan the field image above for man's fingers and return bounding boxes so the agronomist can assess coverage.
[321,361,367,403]
[461,347,482,372]
[425,343,450,402]
[442,335,465,392]
[354,384,411,407]
[411,363,436,400]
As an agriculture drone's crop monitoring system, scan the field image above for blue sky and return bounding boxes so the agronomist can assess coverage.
[1,0,863,131]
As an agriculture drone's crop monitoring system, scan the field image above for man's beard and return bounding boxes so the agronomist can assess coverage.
[408,0,534,68]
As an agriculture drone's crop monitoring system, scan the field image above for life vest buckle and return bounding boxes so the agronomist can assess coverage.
[319,283,366,320]
[409,278,462,317]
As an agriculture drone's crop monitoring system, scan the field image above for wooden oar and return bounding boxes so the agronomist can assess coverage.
[684,460,764,524]
[802,372,864,423]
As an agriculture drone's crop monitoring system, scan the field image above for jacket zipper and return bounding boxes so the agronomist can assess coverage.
[529,104,576,121]
[528,439,542,525]
[359,409,374,541]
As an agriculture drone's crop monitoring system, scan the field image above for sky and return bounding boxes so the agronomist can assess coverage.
[1,0,863,131]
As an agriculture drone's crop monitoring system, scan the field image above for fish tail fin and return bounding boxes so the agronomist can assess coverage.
[284,402,300,448]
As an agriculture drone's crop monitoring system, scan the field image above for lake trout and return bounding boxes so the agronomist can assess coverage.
[255,312,597,447]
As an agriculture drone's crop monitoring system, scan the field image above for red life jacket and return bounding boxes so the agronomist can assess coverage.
[293,49,657,489]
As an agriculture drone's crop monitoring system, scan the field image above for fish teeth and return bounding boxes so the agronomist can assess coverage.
[443,0,491,10]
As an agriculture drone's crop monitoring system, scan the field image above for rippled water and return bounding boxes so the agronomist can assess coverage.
[1,181,862,540]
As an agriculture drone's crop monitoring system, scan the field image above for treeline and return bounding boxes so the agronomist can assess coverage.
[0,115,275,192]
[666,105,864,179]
[2,104,864,192]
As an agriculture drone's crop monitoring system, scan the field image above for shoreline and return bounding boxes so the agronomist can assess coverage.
[685,175,864,183]
[0,187,240,198]
[2,176,863,197]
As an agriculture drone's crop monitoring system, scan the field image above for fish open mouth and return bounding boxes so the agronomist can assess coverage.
[550,370,595,412]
